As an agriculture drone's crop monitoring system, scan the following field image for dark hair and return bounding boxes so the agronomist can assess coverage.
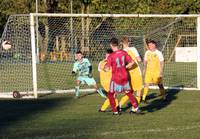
[110,37,119,46]
[106,48,113,54]
[147,40,157,45]
[76,50,82,54]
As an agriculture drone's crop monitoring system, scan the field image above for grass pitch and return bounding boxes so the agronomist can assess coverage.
[0,89,200,139]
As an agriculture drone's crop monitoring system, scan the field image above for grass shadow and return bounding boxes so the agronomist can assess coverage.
[0,94,74,133]
[120,85,183,113]
[141,85,183,113]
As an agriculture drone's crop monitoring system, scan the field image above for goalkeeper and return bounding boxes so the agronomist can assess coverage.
[72,51,104,99]
[98,48,118,112]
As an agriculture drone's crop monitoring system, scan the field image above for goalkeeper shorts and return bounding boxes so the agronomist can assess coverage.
[77,76,96,86]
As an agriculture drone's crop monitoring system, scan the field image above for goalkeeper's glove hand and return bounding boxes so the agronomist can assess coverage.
[72,71,76,76]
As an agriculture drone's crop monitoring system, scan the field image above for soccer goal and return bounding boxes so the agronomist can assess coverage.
[0,14,200,98]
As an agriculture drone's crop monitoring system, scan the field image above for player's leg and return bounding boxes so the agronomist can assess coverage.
[75,80,81,98]
[93,84,107,98]
[130,69,143,104]
[136,90,142,103]
[108,92,118,114]
[99,98,109,112]
[100,98,118,112]
[85,77,106,98]
[142,84,149,102]
[125,90,138,109]
[125,90,143,114]
[154,75,166,100]
[142,72,151,102]
[158,83,166,100]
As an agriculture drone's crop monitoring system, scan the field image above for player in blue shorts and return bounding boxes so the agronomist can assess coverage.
[72,51,105,99]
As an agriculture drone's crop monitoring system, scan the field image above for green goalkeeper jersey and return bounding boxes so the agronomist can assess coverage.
[72,58,91,76]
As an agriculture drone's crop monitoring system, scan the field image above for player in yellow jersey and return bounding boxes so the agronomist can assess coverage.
[118,36,143,110]
[142,40,166,102]
[98,48,118,112]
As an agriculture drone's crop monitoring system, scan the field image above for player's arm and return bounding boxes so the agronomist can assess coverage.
[88,65,93,77]
[125,52,135,69]
[159,52,164,78]
[104,63,110,71]
[85,58,93,77]
[126,60,134,69]
[143,52,148,75]
[160,61,164,77]
[104,56,111,71]
[143,60,147,75]
[132,47,142,62]
[136,56,142,62]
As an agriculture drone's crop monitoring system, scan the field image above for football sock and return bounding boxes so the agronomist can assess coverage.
[75,86,80,97]
[101,98,110,111]
[160,88,166,99]
[115,99,119,108]
[108,92,117,112]
[142,87,149,101]
[136,96,141,104]
[126,91,138,109]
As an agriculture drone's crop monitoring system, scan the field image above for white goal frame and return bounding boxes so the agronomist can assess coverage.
[29,13,200,98]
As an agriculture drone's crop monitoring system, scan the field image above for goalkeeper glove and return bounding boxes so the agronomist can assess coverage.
[72,71,76,76]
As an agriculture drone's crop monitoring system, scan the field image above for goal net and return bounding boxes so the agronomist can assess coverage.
[0,14,200,98]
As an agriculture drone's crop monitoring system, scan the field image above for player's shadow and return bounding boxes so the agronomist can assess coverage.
[121,85,183,113]
[140,85,183,113]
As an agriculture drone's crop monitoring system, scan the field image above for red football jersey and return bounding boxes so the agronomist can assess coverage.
[106,50,132,85]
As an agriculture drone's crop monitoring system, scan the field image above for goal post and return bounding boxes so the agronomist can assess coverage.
[1,14,200,98]
[197,16,200,89]
[30,13,38,98]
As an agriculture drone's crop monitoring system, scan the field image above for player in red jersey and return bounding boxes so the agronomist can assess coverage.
[104,37,142,115]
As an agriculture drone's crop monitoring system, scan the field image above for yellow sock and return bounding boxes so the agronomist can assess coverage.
[142,87,149,101]
[101,98,118,111]
[136,96,141,104]
[115,99,119,107]
[101,99,110,111]
[119,95,129,107]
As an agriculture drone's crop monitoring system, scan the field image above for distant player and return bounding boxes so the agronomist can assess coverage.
[142,40,166,102]
[98,48,118,112]
[104,37,142,115]
[72,51,104,98]
[119,36,143,109]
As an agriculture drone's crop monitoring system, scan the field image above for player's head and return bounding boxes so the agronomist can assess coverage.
[75,50,83,61]
[147,40,157,51]
[105,48,113,59]
[109,37,119,50]
[121,36,129,47]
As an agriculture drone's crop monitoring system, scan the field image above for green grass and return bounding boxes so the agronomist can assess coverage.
[0,62,197,93]
[1,89,200,139]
